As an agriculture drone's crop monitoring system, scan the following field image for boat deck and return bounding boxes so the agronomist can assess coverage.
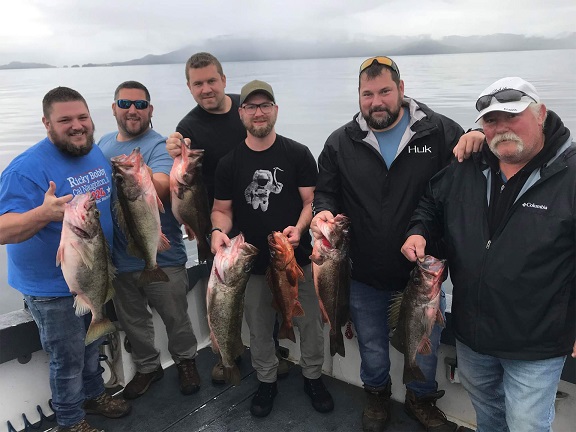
[34,346,472,432]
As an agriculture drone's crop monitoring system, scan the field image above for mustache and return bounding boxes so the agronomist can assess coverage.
[369,106,391,115]
[490,132,523,147]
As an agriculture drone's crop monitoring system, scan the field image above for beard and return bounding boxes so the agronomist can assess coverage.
[361,94,403,131]
[117,114,151,138]
[51,124,95,157]
[363,105,401,130]
[488,132,525,162]
[243,115,276,138]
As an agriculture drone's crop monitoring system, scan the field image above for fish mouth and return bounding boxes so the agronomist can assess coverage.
[419,255,446,276]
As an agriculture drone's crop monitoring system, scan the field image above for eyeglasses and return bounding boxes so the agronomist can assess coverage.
[241,102,275,115]
[359,56,400,77]
[475,89,536,112]
[116,99,150,110]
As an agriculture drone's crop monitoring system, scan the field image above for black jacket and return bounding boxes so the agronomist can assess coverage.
[407,111,575,360]
[313,98,464,291]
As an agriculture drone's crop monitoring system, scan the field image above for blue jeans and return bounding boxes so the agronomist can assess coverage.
[456,340,565,432]
[24,295,105,427]
[349,279,444,396]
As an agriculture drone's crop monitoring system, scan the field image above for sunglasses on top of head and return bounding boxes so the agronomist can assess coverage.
[359,56,400,77]
[116,99,150,110]
[475,89,537,112]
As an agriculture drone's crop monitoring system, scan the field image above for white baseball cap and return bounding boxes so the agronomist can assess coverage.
[475,77,540,122]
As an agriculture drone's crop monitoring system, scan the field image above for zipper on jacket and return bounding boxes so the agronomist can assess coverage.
[485,240,491,249]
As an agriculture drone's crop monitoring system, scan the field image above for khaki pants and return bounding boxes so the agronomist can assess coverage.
[244,264,324,382]
[113,265,198,373]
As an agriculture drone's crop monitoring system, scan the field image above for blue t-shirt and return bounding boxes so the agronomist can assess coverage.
[98,129,187,272]
[374,109,411,168]
[0,138,113,297]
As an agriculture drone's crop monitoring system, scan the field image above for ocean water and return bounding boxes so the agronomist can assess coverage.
[0,50,574,314]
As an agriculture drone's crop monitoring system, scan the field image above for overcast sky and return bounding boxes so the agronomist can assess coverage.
[1,0,573,66]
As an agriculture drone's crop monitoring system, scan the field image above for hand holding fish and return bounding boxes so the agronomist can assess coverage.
[43,181,73,222]
[401,235,427,262]
[282,225,301,248]
[211,229,231,255]
[310,210,334,240]
[572,341,576,358]
[166,132,190,159]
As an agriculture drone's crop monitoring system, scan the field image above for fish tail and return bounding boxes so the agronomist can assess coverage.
[138,266,170,286]
[224,365,242,386]
[403,362,426,384]
[85,318,116,346]
[278,323,297,343]
[330,330,346,357]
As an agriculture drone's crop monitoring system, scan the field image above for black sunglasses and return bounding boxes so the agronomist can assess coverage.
[359,56,400,77]
[475,89,536,112]
[116,99,150,110]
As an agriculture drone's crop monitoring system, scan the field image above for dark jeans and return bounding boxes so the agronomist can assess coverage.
[24,295,105,427]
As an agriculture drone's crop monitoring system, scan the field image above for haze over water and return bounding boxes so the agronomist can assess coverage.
[0,49,574,313]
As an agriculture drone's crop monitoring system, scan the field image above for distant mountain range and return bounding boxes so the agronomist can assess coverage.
[2,33,575,70]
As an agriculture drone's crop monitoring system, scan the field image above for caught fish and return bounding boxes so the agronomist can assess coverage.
[111,147,170,286]
[388,255,446,383]
[170,141,213,262]
[310,214,351,357]
[56,193,116,345]
[207,234,258,386]
[266,231,305,343]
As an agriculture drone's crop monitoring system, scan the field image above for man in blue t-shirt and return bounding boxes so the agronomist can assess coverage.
[0,87,131,432]
[98,81,200,400]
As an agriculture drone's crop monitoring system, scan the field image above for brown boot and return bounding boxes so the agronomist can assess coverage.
[404,389,459,432]
[362,381,391,432]
[122,366,164,399]
[83,392,131,418]
[177,358,201,395]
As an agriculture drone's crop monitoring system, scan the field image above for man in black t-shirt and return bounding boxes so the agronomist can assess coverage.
[166,53,291,384]
[210,80,334,418]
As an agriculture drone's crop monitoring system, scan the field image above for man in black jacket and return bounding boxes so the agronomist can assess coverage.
[311,56,483,432]
[402,76,576,432]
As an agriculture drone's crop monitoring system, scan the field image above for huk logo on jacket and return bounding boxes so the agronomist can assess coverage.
[522,202,548,210]
[407,145,432,154]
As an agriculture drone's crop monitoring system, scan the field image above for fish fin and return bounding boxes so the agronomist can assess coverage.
[156,195,165,213]
[104,280,115,304]
[70,241,94,270]
[158,232,171,252]
[278,323,297,343]
[73,295,92,317]
[436,309,446,328]
[389,327,406,354]
[138,266,170,286]
[403,363,426,384]
[286,266,300,286]
[113,199,129,236]
[292,301,305,317]
[56,244,64,267]
[387,291,404,329]
[317,298,330,324]
[224,365,242,386]
[85,318,116,346]
[330,329,346,357]
[417,337,433,355]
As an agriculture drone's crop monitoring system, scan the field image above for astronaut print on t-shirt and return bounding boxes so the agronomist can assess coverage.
[244,167,284,211]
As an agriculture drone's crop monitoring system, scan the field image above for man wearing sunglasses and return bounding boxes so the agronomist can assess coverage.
[311,56,484,432]
[210,80,333,418]
[98,81,201,400]
[402,77,575,432]
[165,52,292,384]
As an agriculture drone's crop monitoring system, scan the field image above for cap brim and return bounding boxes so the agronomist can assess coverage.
[475,100,532,123]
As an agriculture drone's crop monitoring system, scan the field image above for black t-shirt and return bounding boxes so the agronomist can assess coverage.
[215,134,318,274]
[176,94,247,205]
